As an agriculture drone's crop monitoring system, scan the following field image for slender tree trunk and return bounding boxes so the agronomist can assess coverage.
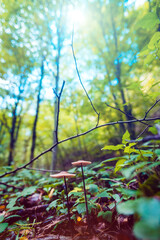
[148,0,151,12]
[30,59,44,164]
[109,1,135,139]
[52,28,61,170]
[105,64,126,136]
[100,17,126,136]
[8,103,18,166]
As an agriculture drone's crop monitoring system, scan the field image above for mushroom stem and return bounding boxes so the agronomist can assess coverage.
[81,164,90,227]
[64,176,71,223]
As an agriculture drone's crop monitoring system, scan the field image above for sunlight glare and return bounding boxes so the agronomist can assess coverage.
[67,6,86,28]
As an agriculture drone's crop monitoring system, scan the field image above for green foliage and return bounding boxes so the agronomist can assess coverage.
[137,12,159,29]
[102,144,124,151]
[0,0,160,238]
[118,198,160,240]
[98,211,112,223]
[0,223,8,233]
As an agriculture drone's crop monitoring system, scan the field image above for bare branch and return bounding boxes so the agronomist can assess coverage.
[136,125,150,139]
[144,98,160,119]
[71,28,100,127]
[0,116,159,179]
[127,134,160,143]
[0,182,23,190]
[105,103,150,127]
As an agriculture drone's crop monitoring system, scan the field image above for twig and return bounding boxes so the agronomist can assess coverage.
[0,182,23,190]
[127,134,160,143]
[105,103,150,127]
[0,116,159,179]
[136,125,150,139]
[71,27,100,127]
[143,99,160,119]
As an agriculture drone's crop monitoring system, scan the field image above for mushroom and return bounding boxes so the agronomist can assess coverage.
[71,160,91,228]
[50,171,75,225]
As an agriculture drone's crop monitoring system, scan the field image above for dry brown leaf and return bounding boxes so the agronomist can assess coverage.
[48,188,55,199]
[20,229,30,236]
[0,205,6,211]
[19,237,29,240]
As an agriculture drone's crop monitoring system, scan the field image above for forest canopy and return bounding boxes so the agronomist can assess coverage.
[0,0,160,239]
[0,0,159,170]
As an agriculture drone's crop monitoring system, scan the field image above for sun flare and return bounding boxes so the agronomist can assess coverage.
[67,6,86,28]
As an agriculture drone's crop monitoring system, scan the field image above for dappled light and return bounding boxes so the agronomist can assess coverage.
[0,0,160,239]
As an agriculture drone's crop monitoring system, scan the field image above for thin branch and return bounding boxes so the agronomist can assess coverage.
[0,116,159,179]
[105,103,150,127]
[135,99,160,138]
[127,134,160,143]
[136,125,150,139]
[143,99,160,119]
[71,28,100,127]
[0,182,23,190]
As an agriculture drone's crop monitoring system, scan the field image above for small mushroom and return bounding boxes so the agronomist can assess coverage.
[71,160,91,228]
[50,171,75,225]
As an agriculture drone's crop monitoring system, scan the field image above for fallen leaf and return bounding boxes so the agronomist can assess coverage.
[0,205,6,211]
[48,188,55,199]
[19,237,28,240]
[20,229,30,235]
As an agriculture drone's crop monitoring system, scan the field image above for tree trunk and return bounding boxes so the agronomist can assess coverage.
[8,104,18,166]
[109,1,135,139]
[52,28,61,170]
[30,59,44,164]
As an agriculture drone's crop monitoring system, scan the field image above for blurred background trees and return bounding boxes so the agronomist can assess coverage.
[0,0,159,169]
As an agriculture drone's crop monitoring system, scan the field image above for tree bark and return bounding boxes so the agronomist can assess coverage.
[109,1,135,139]
[52,26,62,170]
[30,59,44,164]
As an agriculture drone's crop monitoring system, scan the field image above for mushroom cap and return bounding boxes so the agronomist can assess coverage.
[50,171,75,179]
[71,160,91,167]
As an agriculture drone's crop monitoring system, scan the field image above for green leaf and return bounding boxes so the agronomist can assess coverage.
[134,221,160,240]
[0,223,8,233]
[155,149,160,156]
[98,211,112,222]
[68,191,82,197]
[102,156,127,163]
[6,198,17,209]
[102,144,124,151]
[47,199,59,211]
[111,194,121,203]
[149,126,158,134]
[5,215,21,220]
[148,32,160,50]
[144,54,155,65]
[136,198,160,226]
[88,184,99,194]
[138,48,149,57]
[121,162,149,179]
[137,12,159,29]
[117,199,138,215]
[0,215,4,223]
[76,203,86,214]
[122,131,130,144]
[7,206,23,212]
[137,161,160,174]
[117,188,138,199]
[20,186,37,197]
[96,191,110,198]
[114,159,127,173]
[124,146,138,154]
